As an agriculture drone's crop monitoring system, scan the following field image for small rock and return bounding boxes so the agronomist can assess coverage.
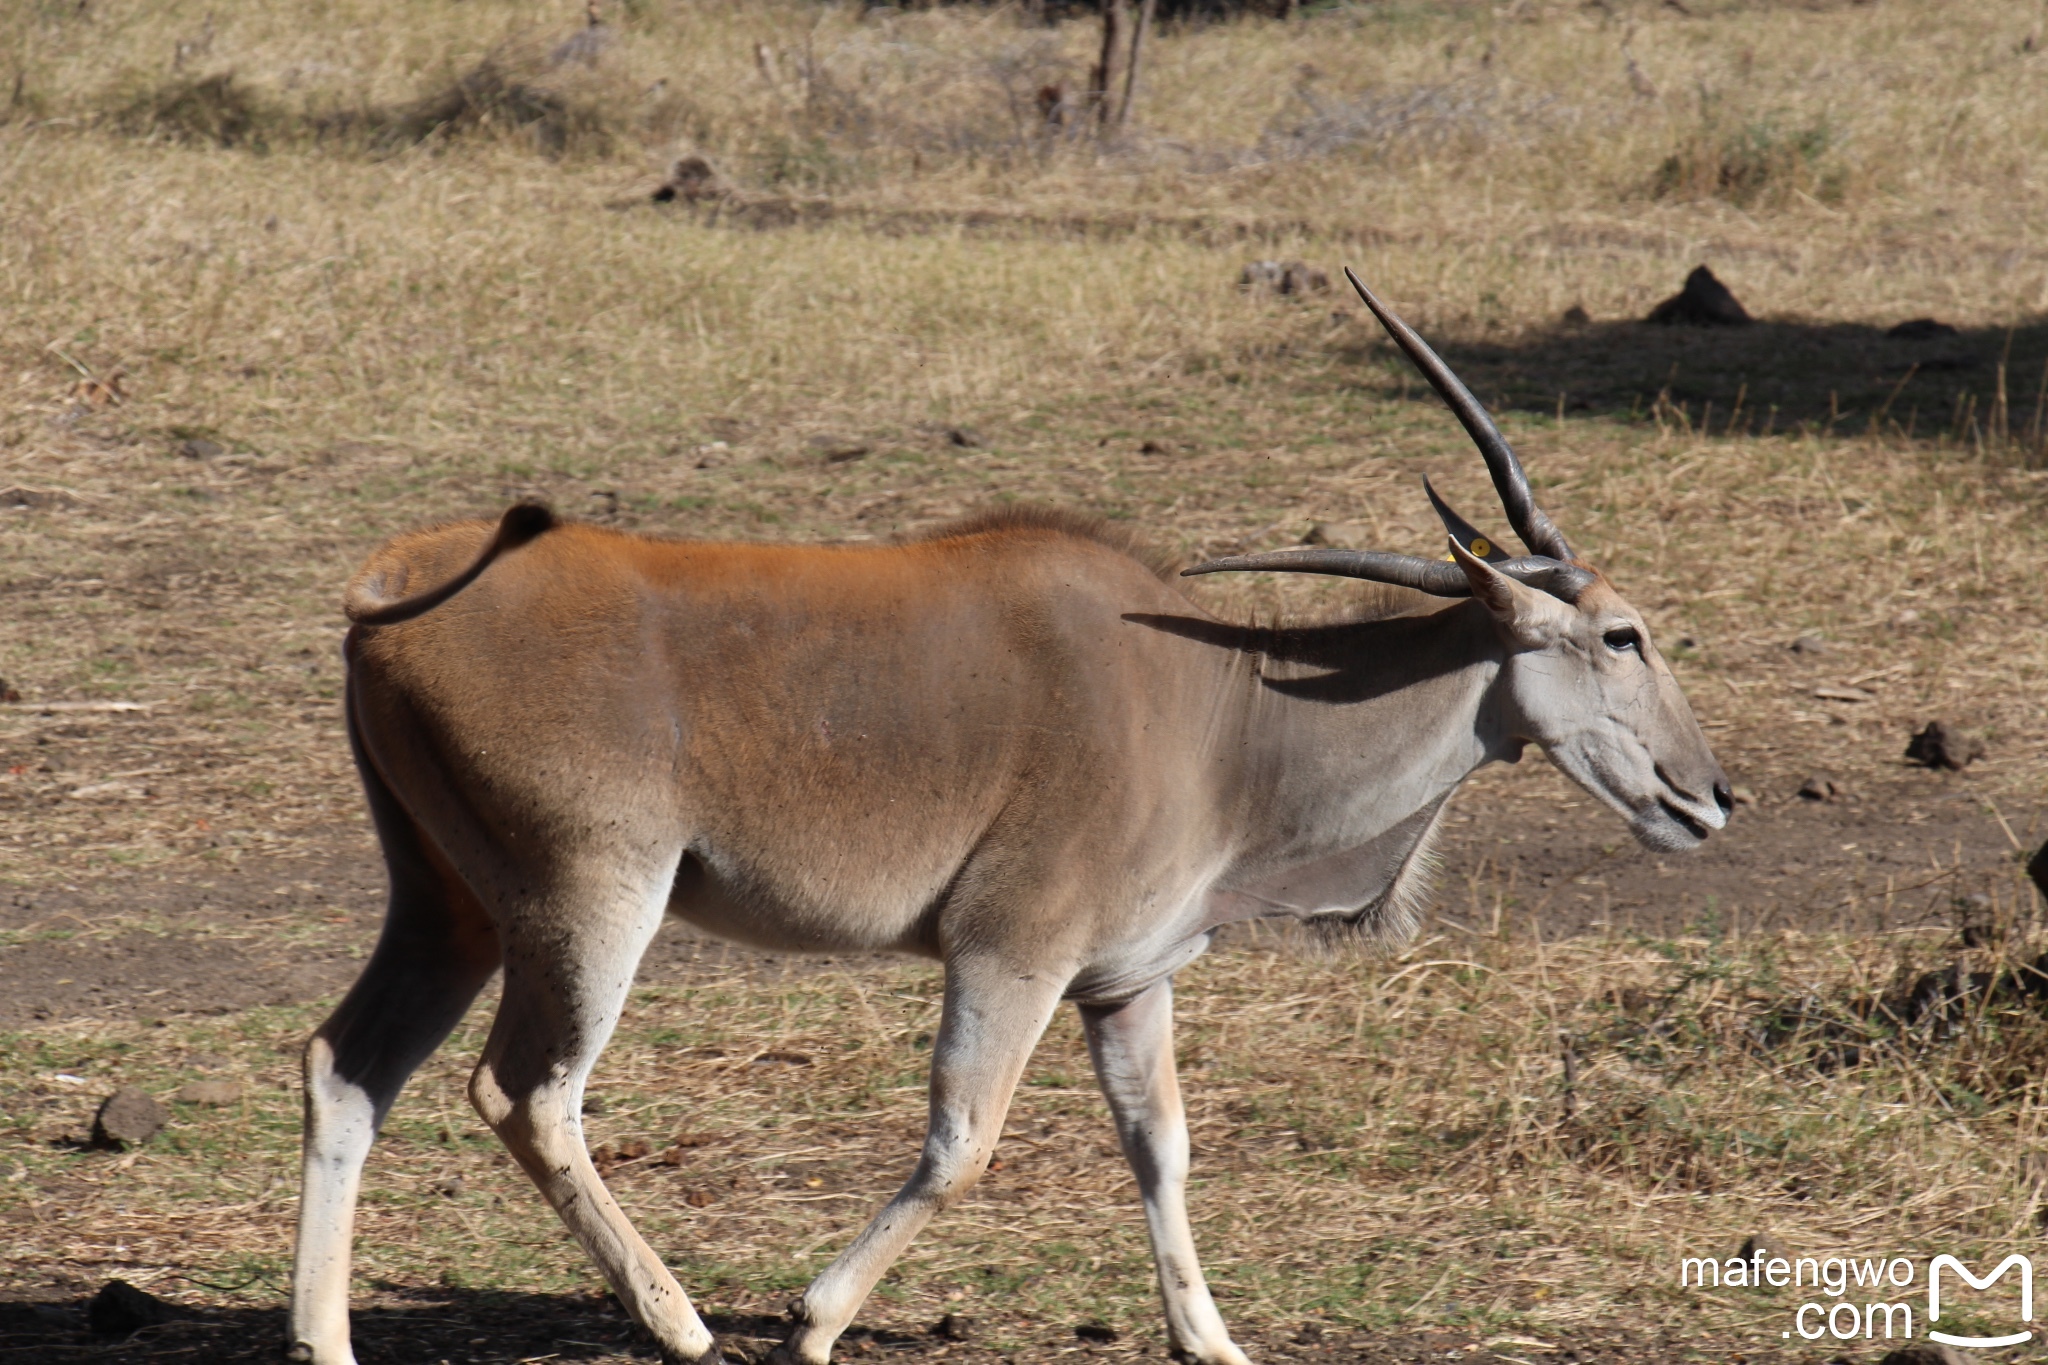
[932,1313,973,1342]
[1139,439,1168,455]
[1887,317,1958,340]
[92,1087,166,1150]
[1074,1322,1118,1344]
[1646,265,1752,326]
[945,426,981,448]
[173,1079,243,1106]
[1879,1344,1976,1365]
[1892,609,1921,626]
[807,435,870,464]
[1905,720,1983,771]
[651,153,729,204]
[1737,1233,1777,1261]
[1798,776,1838,802]
[1301,521,1372,550]
[176,438,224,460]
[1789,634,1826,654]
[1561,304,1591,326]
[1729,786,1756,807]
[1240,259,1330,296]
[87,1279,171,1338]
[68,781,149,801]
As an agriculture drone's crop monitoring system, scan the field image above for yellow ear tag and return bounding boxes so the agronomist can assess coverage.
[1468,537,1491,558]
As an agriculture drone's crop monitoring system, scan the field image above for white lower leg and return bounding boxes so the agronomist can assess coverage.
[1083,982,1252,1365]
[474,1062,717,1360]
[288,1037,376,1365]
[778,969,1065,1365]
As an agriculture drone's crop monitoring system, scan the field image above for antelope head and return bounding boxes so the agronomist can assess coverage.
[1186,269,1731,853]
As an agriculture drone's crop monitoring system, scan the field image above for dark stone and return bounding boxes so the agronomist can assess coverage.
[1240,259,1329,296]
[91,1087,166,1149]
[1904,720,1983,771]
[945,427,982,448]
[1789,634,1826,654]
[1074,1322,1118,1343]
[651,153,728,205]
[932,1312,973,1341]
[87,1279,171,1337]
[1797,776,1837,802]
[1879,1342,1975,1365]
[1887,317,1958,340]
[1645,265,1752,326]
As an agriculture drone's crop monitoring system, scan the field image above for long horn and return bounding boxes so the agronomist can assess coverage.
[1344,268,1574,562]
[1181,548,1471,596]
[1422,476,1510,564]
[1181,546,1600,603]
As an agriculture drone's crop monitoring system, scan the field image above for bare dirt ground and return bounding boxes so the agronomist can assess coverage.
[0,764,2035,1032]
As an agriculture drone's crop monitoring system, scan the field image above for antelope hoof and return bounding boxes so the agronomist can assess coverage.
[283,1343,356,1365]
[665,1338,729,1365]
[1170,1342,1256,1365]
[764,1337,833,1365]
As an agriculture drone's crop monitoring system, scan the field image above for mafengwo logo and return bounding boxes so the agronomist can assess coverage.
[1679,1250,2033,1347]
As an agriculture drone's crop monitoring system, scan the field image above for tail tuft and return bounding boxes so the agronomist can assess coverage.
[501,500,556,546]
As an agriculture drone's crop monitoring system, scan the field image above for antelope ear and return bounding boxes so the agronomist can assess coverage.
[1447,539,1568,647]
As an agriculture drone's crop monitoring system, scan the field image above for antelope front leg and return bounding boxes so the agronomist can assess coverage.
[774,964,1067,1365]
[1081,979,1252,1365]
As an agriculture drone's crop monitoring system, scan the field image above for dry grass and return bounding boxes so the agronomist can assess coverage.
[8,917,2048,1354]
[4,0,2048,1354]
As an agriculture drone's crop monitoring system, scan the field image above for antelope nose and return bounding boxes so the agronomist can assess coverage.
[1713,781,1734,816]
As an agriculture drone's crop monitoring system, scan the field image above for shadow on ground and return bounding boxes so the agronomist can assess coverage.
[0,1290,793,1363]
[1343,315,2048,446]
[0,1291,1730,1364]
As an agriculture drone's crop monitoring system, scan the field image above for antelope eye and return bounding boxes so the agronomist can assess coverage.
[1603,627,1643,654]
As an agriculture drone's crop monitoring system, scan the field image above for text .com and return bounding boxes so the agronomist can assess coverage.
[1679,1251,2034,1348]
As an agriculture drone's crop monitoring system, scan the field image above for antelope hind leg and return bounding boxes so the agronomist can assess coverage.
[772,961,1069,1365]
[1080,979,1253,1365]
[288,852,499,1363]
[468,863,721,1365]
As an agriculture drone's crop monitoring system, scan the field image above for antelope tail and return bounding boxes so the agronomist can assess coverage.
[344,501,557,625]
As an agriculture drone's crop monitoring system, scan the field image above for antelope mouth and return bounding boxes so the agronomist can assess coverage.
[1657,796,1711,842]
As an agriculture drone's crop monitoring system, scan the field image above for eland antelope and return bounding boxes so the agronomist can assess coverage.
[289,270,1730,1365]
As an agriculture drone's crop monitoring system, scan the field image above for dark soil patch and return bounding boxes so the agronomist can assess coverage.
[1,765,2034,1029]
